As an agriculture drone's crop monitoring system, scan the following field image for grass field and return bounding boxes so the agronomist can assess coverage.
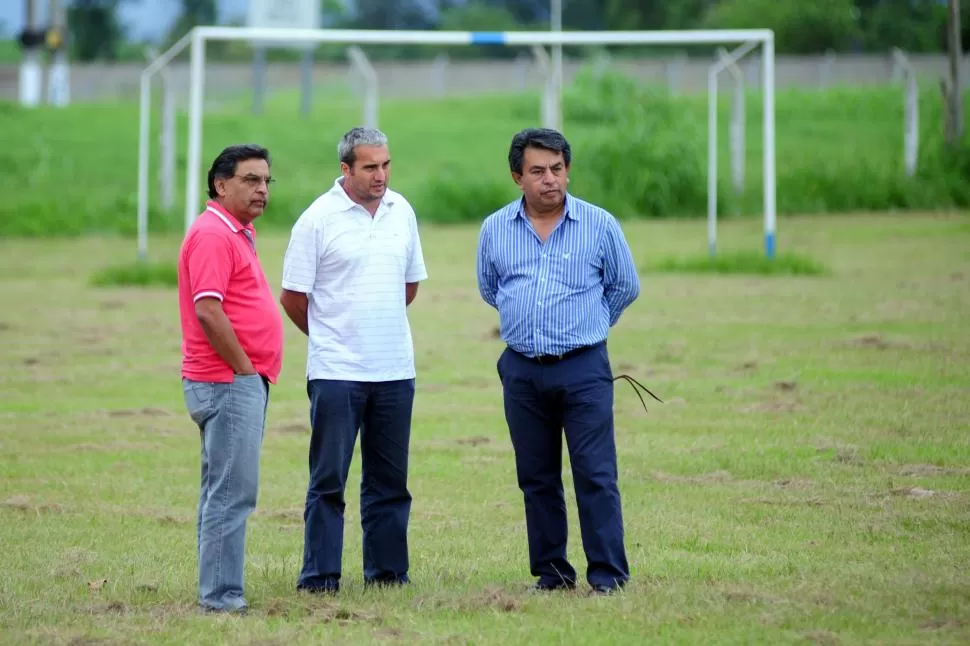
[1,212,969,644]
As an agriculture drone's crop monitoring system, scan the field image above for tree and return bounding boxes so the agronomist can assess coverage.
[67,0,126,62]
[943,0,964,147]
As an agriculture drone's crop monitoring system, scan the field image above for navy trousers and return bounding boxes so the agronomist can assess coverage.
[498,342,630,590]
[297,378,415,591]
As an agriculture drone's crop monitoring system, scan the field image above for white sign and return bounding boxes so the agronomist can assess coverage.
[247,0,320,48]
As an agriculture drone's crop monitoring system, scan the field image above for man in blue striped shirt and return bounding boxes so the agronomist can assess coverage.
[476,128,640,595]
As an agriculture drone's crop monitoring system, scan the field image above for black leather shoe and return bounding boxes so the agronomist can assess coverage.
[297,583,339,595]
[590,584,620,595]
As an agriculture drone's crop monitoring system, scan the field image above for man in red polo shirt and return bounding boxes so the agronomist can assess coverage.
[177,143,284,614]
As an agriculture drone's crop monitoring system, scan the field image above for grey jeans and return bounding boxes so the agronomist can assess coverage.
[182,373,269,611]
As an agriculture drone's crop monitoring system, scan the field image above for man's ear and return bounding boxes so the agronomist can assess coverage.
[214,177,227,197]
[511,172,523,186]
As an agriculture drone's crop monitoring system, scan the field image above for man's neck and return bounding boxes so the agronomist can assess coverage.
[523,198,565,224]
[339,178,380,216]
[212,200,252,227]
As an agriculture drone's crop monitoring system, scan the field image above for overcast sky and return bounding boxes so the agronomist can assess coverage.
[1,0,252,42]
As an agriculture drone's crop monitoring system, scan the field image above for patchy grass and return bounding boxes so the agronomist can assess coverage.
[649,250,828,276]
[89,260,179,288]
[0,213,969,644]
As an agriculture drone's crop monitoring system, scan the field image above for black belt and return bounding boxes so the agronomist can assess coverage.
[510,343,665,414]
[517,343,598,365]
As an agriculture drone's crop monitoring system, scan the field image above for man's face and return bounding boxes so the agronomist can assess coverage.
[513,146,568,212]
[341,145,391,204]
[215,158,270,224]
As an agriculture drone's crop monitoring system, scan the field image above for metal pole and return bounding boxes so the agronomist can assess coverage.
[19,0,43,107]
[300,47,313,118]
[185,29,206,233]
[137,73,151,261]
[551,0,562,131]
[46,0,70,106]
[707,68,718,257]
[762,36,777,259]
[252,47,265,115]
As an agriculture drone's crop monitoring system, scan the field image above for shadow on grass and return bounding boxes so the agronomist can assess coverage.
[90,261,178,288]
[645,251,828,276]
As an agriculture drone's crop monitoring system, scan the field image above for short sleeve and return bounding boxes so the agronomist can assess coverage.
[281,212,318,293]
[405,210,428,283]
[187,233,234,302]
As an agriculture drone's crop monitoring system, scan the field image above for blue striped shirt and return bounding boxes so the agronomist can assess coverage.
[476,194,640,358]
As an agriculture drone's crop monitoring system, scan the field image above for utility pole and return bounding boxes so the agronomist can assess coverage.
[944,0,964,147]
[551,0,562,132]
[46,0,70,106]
[18,0,44,107]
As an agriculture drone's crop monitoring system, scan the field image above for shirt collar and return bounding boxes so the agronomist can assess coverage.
[509,193,577,221]
[330,177,396,212]
[205,200,254,234]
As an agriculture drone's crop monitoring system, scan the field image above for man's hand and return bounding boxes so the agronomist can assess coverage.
[280,289,310,336]
[194,298,257,375]
[405,282,419,306]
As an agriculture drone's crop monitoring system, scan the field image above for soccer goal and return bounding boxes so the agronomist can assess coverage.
[136,26,777,260]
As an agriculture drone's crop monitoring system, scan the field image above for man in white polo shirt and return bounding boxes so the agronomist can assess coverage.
[280,127,428,594]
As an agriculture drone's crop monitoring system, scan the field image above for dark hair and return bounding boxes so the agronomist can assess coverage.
[508,128,571,175]
[207,144,271,198]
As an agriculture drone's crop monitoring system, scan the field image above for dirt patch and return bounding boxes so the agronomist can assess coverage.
[651,470,734,485]
[258,508,304,524]
[891,486,936,499]
[737,360,759,372]
[1,494,63,514]
[457,436,490,447]
[739,399,801,414]
[897,463,970,477]
[314,604,381,625]
[802,630,841,645]
[741,496,826,507]
[107,407,172,418]
[775,379,797,391]
[921,617,964,630]
[416,586,524,613]
[0,321,12,331]
[816,444,863,465]
[773,478,814,489]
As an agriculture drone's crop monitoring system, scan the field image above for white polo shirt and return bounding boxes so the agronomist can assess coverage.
[281,178,429,382]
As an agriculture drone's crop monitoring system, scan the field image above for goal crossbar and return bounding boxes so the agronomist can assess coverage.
[136,26,776,259]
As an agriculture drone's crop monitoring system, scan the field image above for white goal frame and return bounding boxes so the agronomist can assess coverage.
[136,26,776,259]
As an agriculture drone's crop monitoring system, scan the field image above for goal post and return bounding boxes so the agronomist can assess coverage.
[136,26,776,260]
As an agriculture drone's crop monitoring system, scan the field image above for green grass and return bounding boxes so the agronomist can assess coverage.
[649,250,828,276]
[3,80,970,238]
[89,261,179,287]
[1,213,969,644]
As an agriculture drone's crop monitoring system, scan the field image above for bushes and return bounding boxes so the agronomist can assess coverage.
[2,79,970,239]
[565,68,712,219]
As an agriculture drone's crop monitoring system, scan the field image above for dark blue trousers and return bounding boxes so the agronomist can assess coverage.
[297,378,415,591]
[498,342,630,590]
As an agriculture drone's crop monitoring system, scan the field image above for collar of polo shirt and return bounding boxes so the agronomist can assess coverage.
[332,177,397,213]
[509,192,579,221]
[205,199,256,235]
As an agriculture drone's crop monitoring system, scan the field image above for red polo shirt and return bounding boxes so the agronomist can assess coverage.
[178,200,284,384]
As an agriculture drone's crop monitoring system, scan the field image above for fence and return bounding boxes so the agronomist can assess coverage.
[1,51,969,105]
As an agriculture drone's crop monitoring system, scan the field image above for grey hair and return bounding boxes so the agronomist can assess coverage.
[338,127,388,166]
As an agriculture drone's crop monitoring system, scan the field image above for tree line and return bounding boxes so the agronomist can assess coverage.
[58,0,970,62]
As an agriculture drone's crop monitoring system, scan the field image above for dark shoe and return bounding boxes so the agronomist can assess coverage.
[199,604,248,615]
[590,584,621,596]
[531,579,576,592]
